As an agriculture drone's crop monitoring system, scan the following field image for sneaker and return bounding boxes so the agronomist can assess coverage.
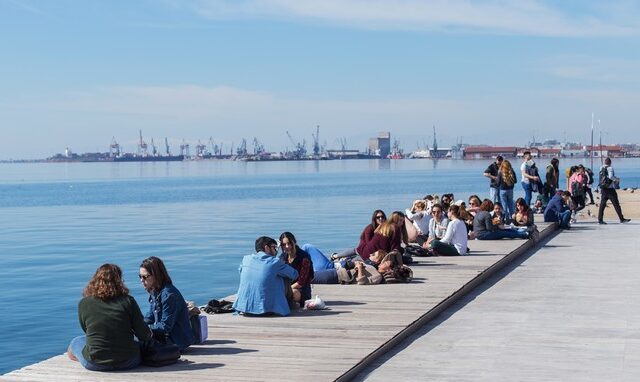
[621,219,631,223]
[570,218,577,224]
[598,221,607,225]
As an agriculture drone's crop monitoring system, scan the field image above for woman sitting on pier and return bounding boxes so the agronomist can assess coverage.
[68,264,152,371]
[512,197,534,228]
[360,211,406,260]
[140,257,194,351]
[279,232,314,308]
[429,205,467,256]
[473,200,529,240]
[332,210,386,260]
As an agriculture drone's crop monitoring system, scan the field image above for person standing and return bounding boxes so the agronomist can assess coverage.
[597,157,631,224]
[483,155,503,203]
[496,159,517,224]
[233,236,299,316]
[520,151,540,207]
[544,158,560,203]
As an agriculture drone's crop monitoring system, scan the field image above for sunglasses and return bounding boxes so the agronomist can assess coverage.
[376,215,385,220]
[139,274,151,280]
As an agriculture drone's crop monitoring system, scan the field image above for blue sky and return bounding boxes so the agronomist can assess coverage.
[1,0,639,159]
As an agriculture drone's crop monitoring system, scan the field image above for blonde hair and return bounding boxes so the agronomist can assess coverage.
[500,160,516,187]
[412,200,426,210]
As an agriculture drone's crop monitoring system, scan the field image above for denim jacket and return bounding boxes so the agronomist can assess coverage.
[144,283,195,350]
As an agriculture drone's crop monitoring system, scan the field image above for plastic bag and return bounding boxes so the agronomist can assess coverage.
[304,295,326,310]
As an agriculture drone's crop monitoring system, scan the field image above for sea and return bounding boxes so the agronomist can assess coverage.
[1,157,639,374]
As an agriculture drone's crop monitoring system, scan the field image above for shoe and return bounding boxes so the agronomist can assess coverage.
[621,219,631,223]
[570,218,577,224]
[598,221,607,225]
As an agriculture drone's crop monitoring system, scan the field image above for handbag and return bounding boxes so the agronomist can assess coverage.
[140,339,181,367]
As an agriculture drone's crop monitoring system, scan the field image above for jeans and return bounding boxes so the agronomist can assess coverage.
[499,188,515,223]
[476,229,528,240]
[69,335,141,371]
[312,269,339,284]
[559,210,572,229]
[521,181,534,206]
[430,240,460,256]
[489,187,499,204]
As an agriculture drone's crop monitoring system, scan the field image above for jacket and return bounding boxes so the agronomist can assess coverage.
[145,283,195,350]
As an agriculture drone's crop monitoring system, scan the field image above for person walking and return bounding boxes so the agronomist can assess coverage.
[483,155,503,204]
[597,157,631,224]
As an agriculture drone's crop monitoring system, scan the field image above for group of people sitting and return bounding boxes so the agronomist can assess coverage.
[72,156,631,372]
[68,257,195,371]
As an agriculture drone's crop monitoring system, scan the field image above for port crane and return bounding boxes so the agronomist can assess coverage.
[196,140,207,157]
[138,130,148,156]
[286,131,306,159]
[252,138,265,156]
[109,137,121,157]
[164,137,171,155]
[236,139,248,157]
[180,139,190,157]
[150,138,158,156]
[312,125,320,158]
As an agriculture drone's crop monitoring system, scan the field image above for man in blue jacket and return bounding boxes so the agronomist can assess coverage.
[233,236,299,316]
[544,190,572,229]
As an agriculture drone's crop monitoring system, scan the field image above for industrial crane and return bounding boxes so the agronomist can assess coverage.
[286,131,307,159]
[109,137,121,157]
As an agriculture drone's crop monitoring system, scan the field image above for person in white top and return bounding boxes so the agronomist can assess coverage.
[405,199,431,245]
[429,205,468,256]
[520,151,540,207]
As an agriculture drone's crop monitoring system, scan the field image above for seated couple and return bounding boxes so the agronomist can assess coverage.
[68,257,194,371]
[233,233,314,317]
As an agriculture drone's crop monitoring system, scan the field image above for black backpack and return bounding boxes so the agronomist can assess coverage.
[585,168,594,185]
[599,167,613,188]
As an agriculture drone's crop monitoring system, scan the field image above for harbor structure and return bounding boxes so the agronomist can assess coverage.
[368,132,391,158]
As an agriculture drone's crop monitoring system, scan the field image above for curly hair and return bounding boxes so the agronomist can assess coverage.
[83,264,129,300]
[500,160,516,187]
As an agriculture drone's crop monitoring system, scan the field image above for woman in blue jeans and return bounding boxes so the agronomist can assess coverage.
[496,159,517,224]
[68,264,152,371]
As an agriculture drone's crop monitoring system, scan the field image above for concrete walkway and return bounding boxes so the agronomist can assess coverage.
[356,221,640,382]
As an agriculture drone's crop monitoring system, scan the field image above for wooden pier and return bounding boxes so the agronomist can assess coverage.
[1,223,556,382]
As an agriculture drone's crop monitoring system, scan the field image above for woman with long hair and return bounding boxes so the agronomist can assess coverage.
[140,256,194,350]
[360,211,405,260]
[279,232,314,308]
[68,264,152,371]
[513,197,534,227]
[496,159,517,223]
[332,210,387,260]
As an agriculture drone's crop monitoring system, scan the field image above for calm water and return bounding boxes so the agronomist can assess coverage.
[1,158,639,374]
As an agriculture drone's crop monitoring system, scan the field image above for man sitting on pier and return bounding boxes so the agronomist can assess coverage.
[543,191,572,229]
[232,236,299,316]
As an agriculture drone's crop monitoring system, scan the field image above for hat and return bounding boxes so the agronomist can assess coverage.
[454,200,465,206]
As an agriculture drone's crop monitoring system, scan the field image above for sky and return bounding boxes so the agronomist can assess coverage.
[1,0,639,159]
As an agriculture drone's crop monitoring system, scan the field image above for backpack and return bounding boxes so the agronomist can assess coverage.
[571,180,585,197]
[599,167,613,188]
[585,168,594,185]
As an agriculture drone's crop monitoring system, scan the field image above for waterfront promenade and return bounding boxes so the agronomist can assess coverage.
[1,222,556,381]
[357,221,640,381]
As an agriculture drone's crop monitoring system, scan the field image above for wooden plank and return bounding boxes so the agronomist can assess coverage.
[1,223,557,382]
